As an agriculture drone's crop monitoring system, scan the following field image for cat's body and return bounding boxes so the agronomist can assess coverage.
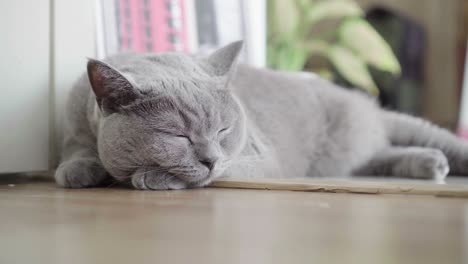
[230,65,387,178]
[56,41,468,190]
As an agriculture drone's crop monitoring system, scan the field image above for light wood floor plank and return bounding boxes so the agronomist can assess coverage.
[0,181,466,264]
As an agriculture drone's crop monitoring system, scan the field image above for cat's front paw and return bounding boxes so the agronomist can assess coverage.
[413,150,449,181]
[131,169,188,190]
[55,158,108,188]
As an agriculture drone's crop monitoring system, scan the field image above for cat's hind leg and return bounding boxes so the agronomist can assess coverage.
[383,110,468,175]
[55,143,109,188]
[353,147,449,181]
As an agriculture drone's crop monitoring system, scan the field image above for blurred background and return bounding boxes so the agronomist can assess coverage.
[0,0,467,174]
[96,0,467,129]
[267,0,467,133]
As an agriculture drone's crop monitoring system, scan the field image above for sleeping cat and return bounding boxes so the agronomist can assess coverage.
[55,41,468,190]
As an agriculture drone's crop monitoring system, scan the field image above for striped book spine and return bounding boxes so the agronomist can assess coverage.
[116,0,189,53]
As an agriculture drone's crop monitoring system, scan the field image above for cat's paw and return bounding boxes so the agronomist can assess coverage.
[412,149,449,181]
[55,158,108,188]
[131,169,188,190]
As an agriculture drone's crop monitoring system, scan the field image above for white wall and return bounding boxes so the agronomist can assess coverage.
[52,0,96,167]
[0,0,50,173]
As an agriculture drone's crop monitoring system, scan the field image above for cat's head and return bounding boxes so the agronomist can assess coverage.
[87,41,246,190]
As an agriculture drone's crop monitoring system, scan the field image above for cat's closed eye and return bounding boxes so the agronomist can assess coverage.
[218,127,230,134]
[175,134,193,144]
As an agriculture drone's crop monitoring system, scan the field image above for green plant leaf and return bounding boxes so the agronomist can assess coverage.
[339,19,401,75]
[315,68,334,81]
[269,0,300,36]
[305,40,330,56]
[328,45,379,95]
[295,0,313,11]
[307,0,363,25]
[276,42,309,71]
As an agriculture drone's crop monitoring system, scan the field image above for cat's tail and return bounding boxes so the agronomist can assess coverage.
[383,110,468,174]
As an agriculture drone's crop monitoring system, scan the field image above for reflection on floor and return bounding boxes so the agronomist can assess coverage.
[0,179,467,264]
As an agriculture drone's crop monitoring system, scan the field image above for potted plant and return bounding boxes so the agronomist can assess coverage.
[267,0,401,95]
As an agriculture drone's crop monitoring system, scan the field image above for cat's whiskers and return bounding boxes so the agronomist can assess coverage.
[169,167,195,174]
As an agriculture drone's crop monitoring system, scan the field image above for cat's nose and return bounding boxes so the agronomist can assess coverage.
[199,158,217,170]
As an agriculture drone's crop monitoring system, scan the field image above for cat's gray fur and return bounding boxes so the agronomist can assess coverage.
[55,41,468,190]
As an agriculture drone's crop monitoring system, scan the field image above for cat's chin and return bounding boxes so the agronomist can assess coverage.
[130,171,215,190]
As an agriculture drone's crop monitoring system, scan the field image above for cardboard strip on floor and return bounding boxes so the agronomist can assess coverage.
[210,177,468,197]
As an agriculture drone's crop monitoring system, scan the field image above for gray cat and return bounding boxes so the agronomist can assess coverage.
[55,41,468,190]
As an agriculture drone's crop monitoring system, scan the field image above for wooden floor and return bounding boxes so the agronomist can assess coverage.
[0,180,467,264]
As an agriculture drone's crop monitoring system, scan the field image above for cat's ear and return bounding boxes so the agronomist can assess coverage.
[87,59,140,113]
[205,40,243,76]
